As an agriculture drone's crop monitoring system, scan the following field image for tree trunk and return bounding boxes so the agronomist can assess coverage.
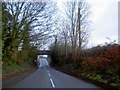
[78,7,81,49]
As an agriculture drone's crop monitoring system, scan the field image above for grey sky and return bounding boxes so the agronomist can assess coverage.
[87,0,118,47]
[56,0,119,47]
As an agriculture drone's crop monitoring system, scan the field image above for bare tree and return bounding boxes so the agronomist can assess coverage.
[59,20,71,55]
[3,0,56,63]
[58,0,91,65]
[65,0,90,50]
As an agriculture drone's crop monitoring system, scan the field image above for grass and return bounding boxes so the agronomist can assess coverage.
[2,62,32,77]
[80,71,120,90]
[0,39,2,78]
[0,61,2,78]
[56,65,120,90]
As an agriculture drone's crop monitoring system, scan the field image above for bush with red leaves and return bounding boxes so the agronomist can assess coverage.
[81,44,120,72]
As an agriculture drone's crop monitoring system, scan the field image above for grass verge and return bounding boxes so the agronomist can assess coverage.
[2,62,36,79]
[54,66,120,90]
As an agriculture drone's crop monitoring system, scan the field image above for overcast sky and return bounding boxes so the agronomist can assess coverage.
[56,0,119,47]
[87,0,118,47]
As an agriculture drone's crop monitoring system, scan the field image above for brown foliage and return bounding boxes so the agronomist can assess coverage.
[82,57,110,72]
[81,44,120,72]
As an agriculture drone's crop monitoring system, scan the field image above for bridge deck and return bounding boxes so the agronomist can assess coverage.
[37,50,50,55]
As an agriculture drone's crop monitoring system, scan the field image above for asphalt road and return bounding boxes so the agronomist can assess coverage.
[13,58,103,89]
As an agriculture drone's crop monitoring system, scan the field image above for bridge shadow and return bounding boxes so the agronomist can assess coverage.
[37,50,50,55]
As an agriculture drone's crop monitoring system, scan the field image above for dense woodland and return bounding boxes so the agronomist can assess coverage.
[2,1,56,76]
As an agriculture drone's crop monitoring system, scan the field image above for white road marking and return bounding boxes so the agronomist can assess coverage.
[48,73,51,77]
[50,78,55,88]
[47,70,55,88]
[47,70,50,77]
[47,70,49,73]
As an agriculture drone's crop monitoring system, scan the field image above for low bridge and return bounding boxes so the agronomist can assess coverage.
[37,50,50,55]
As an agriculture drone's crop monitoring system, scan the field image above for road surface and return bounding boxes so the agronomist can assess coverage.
[13,58,103,89]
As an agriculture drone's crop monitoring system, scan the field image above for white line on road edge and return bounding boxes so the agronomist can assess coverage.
[50,78,55,88]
